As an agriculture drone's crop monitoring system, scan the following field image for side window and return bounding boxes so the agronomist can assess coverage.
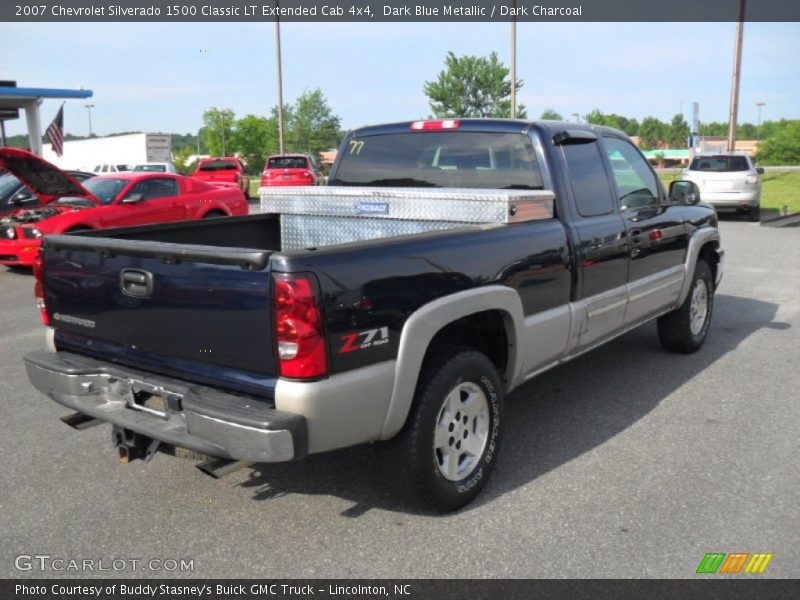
[127,178,178,201]
[561,143,615,217]
[603,137,660,210]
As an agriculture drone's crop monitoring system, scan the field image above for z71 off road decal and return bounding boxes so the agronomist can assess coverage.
[339,327,389,353]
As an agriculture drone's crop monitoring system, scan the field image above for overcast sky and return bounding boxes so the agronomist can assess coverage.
[2,21,798,137]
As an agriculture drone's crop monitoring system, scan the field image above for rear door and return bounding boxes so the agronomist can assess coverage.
[556,134,630,350]
[600,136,688,324]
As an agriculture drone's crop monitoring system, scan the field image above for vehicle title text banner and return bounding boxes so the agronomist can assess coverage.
[4,0,800,22]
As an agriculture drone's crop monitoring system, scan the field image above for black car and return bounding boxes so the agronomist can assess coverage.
[0,169,95,217]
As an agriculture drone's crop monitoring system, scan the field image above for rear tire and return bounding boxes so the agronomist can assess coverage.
[380,347,503,512]
[202,210,226,219]
[748,204,760,222]
[657,259,714,353]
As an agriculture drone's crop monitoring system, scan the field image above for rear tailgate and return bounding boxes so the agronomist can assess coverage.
[41,235,278,397]
[193,171,237,184]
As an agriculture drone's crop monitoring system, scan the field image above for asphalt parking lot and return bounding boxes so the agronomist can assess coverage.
[0,218,797,579]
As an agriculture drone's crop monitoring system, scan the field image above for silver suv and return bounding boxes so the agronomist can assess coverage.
[682,153,763,221]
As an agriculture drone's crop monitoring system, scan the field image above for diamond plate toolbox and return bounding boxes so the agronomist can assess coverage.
[259,186,555,250]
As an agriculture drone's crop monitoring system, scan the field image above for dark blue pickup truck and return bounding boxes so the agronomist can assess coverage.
[24,119,723,511]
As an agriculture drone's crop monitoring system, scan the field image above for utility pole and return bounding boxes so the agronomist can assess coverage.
[275,6,285,155]
[726,0,746,152]
[510,9,517,119]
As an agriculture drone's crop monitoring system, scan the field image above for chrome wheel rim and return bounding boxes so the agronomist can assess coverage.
[689,279,709,336]
[434,382,489,481]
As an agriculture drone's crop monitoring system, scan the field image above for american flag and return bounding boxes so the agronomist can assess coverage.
[45,105,64,156]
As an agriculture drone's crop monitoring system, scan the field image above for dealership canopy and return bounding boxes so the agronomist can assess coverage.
[0,84,93,155]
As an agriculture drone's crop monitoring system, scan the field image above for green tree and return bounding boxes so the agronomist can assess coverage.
[737,122,758,139]
[172,145,196,174]
[624,118,640,137]
[668,114,690,147]
[424,51,526,118]
[583,109,638,135]
[584,108,607,125]
[700,121,728,137]
[540,108,563,120]
[638,116,668,149]
[285,89,341,157]
[756,120,800,165]
[232,114,277,173]
[201,107,235,156]
[759,120,780,140]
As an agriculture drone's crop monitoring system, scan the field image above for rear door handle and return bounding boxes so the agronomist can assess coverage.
[120,269,153,298]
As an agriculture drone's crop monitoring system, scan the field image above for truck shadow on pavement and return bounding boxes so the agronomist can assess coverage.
[238,293,784,516]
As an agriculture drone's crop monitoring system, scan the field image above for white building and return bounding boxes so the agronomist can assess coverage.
[42,133,172,171]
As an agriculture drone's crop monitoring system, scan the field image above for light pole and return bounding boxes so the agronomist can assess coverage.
[510,10,517,119]
[756,101,765,140]
[275,6,285,155]
[84,103,94,136]
[572,113,580,123]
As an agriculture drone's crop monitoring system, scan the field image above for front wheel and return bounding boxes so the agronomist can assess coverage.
[657,259,714,353]
[380,348,504,512]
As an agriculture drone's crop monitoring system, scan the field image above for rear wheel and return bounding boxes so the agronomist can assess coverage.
[657,259,714,353]
[380,347,503,512]
[202,210,226,219]
[748,204,760,222]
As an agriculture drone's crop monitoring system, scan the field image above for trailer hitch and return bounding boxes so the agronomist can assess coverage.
[112,426,161,463]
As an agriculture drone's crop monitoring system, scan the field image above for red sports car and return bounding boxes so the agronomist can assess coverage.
[0,148,248,268]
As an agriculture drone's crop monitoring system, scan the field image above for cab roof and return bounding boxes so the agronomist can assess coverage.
[348,118,628,140]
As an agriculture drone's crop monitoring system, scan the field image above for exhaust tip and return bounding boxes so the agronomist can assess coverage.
[60,412,102,431]
[196,458,252,479]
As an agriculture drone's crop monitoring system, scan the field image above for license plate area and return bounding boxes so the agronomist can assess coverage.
[705,180,733,190]
[122,379,183,419]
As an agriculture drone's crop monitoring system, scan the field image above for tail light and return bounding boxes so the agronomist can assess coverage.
[33,256,50,326]
[272,273,327,379]
[745,174,759,185]
[410,119,460,131]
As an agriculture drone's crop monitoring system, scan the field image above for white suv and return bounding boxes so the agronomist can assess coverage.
[682,154,763,221]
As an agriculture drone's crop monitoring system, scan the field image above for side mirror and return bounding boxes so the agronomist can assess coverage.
[122,193,146,204]
[12,191,35,205]
[669,180,701,205]
[756,167,765,175]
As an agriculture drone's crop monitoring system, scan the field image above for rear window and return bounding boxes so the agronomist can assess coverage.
[133,164,167,173]
[331,131,543,189]
[267,156,309,169]
[690,156,750,172]
[199,160,238,172]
